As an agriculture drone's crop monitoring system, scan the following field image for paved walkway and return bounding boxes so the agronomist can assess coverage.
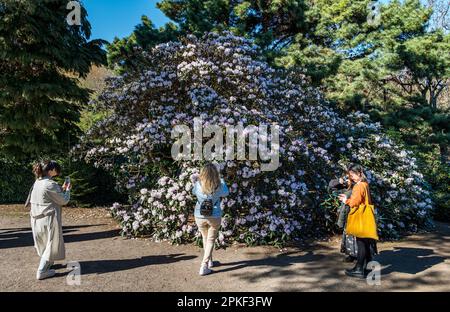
[1,205,449,291]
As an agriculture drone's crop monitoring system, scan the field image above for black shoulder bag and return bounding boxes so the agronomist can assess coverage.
[200,195,217,217]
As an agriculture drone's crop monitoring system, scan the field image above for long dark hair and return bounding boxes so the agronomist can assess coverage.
[347,163,367,188]
[33,160,61,179]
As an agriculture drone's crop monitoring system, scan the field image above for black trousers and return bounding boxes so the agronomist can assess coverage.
[356,238,373,268]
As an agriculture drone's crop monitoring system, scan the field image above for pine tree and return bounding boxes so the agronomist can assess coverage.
[0,0,106,159]
[108,0,309,72]
[107,16,179,74]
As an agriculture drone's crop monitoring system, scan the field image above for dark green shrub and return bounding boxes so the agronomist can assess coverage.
[431,163,450,222]
[0,157,126,206]
[54,159,127,207]
[0,158,34,204]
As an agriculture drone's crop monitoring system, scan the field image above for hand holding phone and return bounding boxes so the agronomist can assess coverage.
[63,176,71,191]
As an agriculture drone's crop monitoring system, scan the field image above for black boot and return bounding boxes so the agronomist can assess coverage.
[345,264,366,279]
[364,257,373,276]
[343,255,357,263]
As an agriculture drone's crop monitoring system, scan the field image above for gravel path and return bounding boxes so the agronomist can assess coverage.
[1,205,449,292]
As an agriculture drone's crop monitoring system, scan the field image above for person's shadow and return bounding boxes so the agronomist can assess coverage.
[0,225,107,249]
[217,250,326,275]
[377,247,447,276]
[73,253,197,275]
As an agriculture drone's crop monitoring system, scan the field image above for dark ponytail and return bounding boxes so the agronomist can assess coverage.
[33,163,44,178]
[33,160,61,179]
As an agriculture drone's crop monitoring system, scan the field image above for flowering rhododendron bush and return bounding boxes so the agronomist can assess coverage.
[76,32,433,246]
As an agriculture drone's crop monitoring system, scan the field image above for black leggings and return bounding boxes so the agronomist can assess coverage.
[356,238,373,268]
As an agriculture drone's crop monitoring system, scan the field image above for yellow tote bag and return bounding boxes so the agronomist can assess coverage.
[346,185,379,240]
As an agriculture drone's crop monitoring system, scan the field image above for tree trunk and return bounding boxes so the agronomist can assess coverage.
[421,87,428,103]
[429,88,437,110]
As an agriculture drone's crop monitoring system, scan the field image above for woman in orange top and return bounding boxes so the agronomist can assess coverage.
[338,164,378,279]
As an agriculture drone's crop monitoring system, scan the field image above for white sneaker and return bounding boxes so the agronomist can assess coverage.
[36,269,56,280]
[199,264,212,276]
[208,259,214,269]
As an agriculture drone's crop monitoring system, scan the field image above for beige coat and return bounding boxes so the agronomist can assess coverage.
[27,177,70,261]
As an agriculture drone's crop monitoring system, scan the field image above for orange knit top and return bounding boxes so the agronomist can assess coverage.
[345,181,371,208]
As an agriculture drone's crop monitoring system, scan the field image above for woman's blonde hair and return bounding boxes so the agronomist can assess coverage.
[199,163,220,195]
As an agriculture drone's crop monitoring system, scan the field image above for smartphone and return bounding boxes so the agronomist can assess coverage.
[64,176,71,190]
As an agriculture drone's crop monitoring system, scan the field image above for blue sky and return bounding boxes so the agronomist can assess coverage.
[83,0,171,43]
[83,0,398,43]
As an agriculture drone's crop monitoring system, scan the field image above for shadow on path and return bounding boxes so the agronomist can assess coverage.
[0,224,112,249]
[63,229,120,243]
[222,224,450,291]
[218,250,326,275]
[78,254,197,275]
[378,247,448,276]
